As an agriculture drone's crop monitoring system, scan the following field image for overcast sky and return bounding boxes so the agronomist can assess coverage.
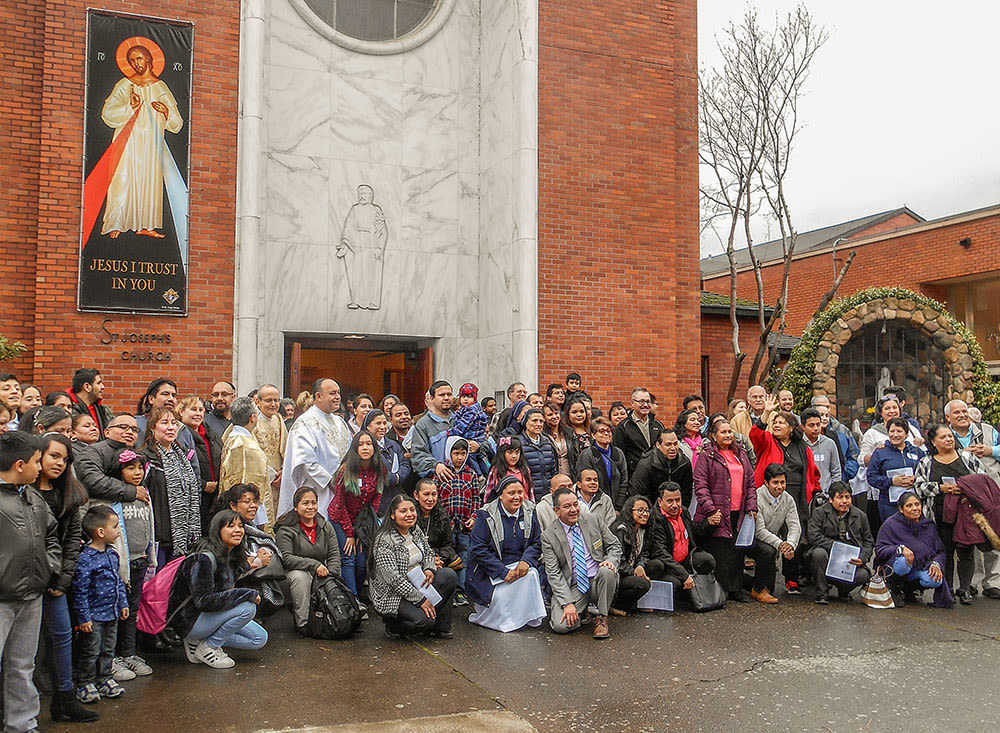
[698,1,1000,257]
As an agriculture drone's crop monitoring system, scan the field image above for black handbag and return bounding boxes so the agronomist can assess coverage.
[353,503,379,551]
[689,571,727,612]
[251,554,286,581]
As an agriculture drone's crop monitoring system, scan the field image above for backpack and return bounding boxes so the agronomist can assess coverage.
[305,574,362,639]
[136,552,215,635]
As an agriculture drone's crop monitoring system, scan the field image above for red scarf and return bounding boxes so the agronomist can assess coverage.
[196,424,216,481]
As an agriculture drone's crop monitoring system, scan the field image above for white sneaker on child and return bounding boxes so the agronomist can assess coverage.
[122,654,153,676]
[111,656,137,681]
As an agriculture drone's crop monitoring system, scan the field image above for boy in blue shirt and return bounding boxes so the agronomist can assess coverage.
[72,505,129,703]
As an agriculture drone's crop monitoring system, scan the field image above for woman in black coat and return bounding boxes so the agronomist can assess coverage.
[576,417,629,508]
[414,478,457,567]
[610,495,654,613]
[167,510,267,668]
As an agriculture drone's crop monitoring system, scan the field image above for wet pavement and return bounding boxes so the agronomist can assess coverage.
[47,589,1000,732]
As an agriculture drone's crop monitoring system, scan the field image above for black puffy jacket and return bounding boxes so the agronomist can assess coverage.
[520,434,558,499]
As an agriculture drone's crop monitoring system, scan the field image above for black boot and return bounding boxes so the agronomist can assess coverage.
[51,689,100,723]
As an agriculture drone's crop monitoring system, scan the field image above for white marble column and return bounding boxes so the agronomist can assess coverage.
[234,0,266,392]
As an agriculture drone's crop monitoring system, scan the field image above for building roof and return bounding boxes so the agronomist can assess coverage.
[700,290,775,317]
[700,206,925,278]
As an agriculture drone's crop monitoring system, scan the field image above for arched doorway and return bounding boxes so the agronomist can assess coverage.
[811,295,976,428]
[835,319,947,425]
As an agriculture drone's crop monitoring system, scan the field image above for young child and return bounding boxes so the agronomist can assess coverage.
[482,436,534,502]
[0,431,57,733]
[434,437,480,606]
[114,449,156,677]
[72,505,130,704]
[564,372,592,405]
[449,383,490,476]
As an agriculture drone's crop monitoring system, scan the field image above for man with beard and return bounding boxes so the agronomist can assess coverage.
[203,381,236,437]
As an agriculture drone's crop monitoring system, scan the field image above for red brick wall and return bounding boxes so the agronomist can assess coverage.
[702,210,1000,336]
[0,2,44,380]
[537,0,700,415]
[700,312,771,413]
[3,1,239,412]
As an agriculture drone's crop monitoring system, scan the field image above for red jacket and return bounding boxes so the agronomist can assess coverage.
[750,424,821,502]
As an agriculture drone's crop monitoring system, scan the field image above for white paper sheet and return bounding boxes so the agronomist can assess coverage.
[406,566,443,605]
[734,515,755,547]
[636,579,674,611]
[825,541,861,582]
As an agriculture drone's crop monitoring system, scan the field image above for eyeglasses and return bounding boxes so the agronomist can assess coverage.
[237,497,259,506]
[109,424,139,433]
[632,508,651,515]
[633,399,651,405]
[595,428,612,435]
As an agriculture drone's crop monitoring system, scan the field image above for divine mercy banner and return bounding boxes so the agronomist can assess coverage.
[79,11,193,315]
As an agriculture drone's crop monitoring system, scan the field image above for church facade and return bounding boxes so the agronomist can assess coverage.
[3,0,699,413]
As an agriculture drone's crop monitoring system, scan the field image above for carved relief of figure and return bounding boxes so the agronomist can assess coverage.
[336,185,388,310]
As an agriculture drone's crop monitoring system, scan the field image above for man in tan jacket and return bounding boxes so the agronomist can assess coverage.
[220,397,272,533]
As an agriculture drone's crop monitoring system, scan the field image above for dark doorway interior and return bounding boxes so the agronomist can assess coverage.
[284,335,433,413]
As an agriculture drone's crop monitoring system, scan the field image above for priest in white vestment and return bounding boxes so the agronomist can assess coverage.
[277,379,351,517]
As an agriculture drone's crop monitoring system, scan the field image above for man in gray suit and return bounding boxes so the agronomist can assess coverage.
[541,487,622,639]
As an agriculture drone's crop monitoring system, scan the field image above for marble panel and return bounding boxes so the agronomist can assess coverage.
[479,70,513,172]
[514,0,538,63]
[456,92,479,174]
[255,328,284,389]
[479,157,514,254]
[401,85,458,171]
[263,242,332,332]
[455,0,479,18]
[330,75,402,166]
[456,172,479,256]
[265,153,329,244]
[479,241,516,339]
[400,167,459,251]
[480,2,516,91]
[479,333,517,397]
[268,66,331,158]
[327,37,404,82]
[433,334,481,388]
[268,0,333,72]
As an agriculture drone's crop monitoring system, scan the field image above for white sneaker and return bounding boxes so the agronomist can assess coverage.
[193,640,235,669]
[182,637,200,664]
[122,654,153,676]
[111,657,136,681]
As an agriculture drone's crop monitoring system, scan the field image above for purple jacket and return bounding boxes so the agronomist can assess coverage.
[692,442,757,539]
[875,512,947,571]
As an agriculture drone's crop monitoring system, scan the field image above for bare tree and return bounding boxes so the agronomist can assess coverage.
[700,4,830,398]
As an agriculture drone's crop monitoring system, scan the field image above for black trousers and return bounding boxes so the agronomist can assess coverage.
[387,567,457,635]
[939,522,976,593]
[702,517,746,594]
[614,574,652,610]
[751,543,778,592]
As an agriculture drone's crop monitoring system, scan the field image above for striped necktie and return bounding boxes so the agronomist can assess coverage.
[571,524,590,593]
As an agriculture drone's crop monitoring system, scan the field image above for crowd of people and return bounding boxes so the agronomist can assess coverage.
[1,368,999,732]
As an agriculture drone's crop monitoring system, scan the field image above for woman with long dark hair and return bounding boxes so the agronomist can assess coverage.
[483,435,533,502]
[674,409,704,469]
[34,433,97,722]
[20,405,72,438]
[327,429,386,601]
[610,495,656,615]
[368,493,457,639]
[543,402,572,477]
[166,510,267,668]
[562,396,594,471]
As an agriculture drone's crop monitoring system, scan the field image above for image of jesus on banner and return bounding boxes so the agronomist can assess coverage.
[82,36,189,265]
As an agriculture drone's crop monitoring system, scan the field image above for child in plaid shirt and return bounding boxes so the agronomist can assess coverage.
[435,437,480,606]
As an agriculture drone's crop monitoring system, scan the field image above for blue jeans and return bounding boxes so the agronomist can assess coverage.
[74,619,117,685]
[187,601,267,650]
[333,522,367,598]
[453,530,471,592]
[42,592,74,692]
[892,555,943,588]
